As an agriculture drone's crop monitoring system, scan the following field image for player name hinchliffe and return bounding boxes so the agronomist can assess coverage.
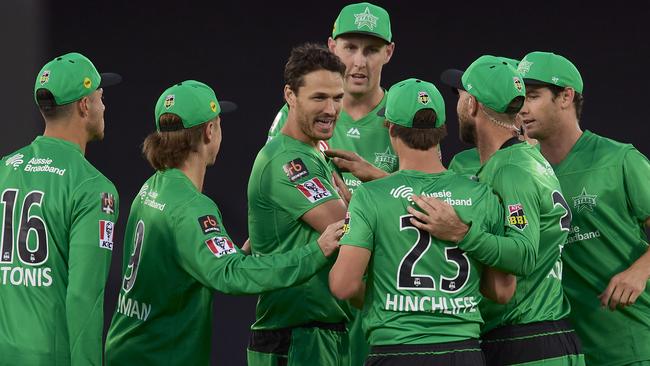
[385,293,478,314]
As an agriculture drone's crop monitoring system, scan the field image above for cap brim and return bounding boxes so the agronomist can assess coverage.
[523,78,554,87]
[335,31,390,44]
[377,107,386,117]
[440,69,465,92]
[99,73,122,87]
[219,101,237,114]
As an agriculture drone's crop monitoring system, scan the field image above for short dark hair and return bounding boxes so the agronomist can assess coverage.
[284,43,346,94]
[142,113,205,171]
[387,109,447,150]
[548,85,584,120]
[35,88,74,120]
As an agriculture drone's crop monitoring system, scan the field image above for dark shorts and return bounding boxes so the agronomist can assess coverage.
[366,339,485,366]
[481,319,584,366]
[247,321,349,366]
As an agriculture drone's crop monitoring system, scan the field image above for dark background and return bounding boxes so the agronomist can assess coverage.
[2,1,649,364]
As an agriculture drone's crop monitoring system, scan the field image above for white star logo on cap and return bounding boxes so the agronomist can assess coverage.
[552,76,559,83]
[518,59,533,75]
[354,7,378,30]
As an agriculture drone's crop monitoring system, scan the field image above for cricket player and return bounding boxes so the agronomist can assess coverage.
[104,80,343,365]
[518,51,650,366]
[247,43,351,366]
[410,55,584,365]
[0,52,121,365]
[329,78,516,365]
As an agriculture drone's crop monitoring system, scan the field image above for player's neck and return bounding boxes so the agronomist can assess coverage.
[342,87,384,120]
[178,154,206,192]
[539,120,582,165]
[476,117,520,164]
[43,122,87,154]
[397,147,445,174]
[281,117,319,148]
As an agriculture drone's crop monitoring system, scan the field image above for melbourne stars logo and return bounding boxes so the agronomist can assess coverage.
[354,7,378,30]
[374,147,397,171]
[518,59,533,75]
[572,187,597,213]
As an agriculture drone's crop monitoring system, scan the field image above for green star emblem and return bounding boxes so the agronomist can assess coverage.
[374,147,397,171]
[572,187,597,213]
[354,7,378,30]
[518,59,533,75]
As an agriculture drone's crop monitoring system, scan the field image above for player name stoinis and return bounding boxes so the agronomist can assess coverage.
[116,293,152,321]
[0,266,53,287]
[23,157,66,176]
[384,293,478,314]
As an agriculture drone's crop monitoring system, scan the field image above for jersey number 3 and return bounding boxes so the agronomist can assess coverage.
[0,189,48,265]
[397,215,470,293]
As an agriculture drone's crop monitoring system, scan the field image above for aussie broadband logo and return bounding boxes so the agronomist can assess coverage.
[565,225,601,245]
[389,186,472,206]
[5,154,24,170]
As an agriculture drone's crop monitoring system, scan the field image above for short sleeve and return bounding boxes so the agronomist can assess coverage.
[67,177,119,365]
[623,148,650,222]
[264,151,340,220]
[173,198,327,295]
[339,186,375,251]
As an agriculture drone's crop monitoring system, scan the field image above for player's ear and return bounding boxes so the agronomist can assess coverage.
[203,120,214,143]
[384,42,395,64]
[284,85,296,108]
[76,96,90,118]
[559,87,576,109]
[468,95,479,117]
[327,37,337,53]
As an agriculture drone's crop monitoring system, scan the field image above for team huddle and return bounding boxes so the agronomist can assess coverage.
[1,2,649,366]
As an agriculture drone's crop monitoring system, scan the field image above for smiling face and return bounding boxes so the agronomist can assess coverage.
[328,34,394,97]
[518,85,563,141]
[286,69,344,143]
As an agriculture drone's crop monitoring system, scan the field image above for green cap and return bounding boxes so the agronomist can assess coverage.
[154,80,236,131]
[441,55,525,113]
[378,78,445,128]
[34,52,121,106]
[518,51,583,93]
[332,2,392,43]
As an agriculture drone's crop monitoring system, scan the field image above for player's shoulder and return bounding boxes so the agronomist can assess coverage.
[257,135,324,170]
[451,147,479,161]
[583,130,637,156]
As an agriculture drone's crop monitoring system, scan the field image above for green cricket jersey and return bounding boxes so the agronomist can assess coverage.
[105,168,329,365]
[448,147,481,178]
[340,169,504,345]
[248,133,350,329]
[552,130,650,366]
[469,139,572,333]
[0,136,119,366]
[267,96,398,193]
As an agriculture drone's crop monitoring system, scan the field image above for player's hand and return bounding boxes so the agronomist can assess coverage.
[240,238,251,255]
[324,149,388,182]
[406,195,469,243]
[317,220,344,257]
[599,267,648,310]
[332,171,351,206]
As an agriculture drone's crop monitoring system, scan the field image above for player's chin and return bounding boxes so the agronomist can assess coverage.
[313,130,334,141]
